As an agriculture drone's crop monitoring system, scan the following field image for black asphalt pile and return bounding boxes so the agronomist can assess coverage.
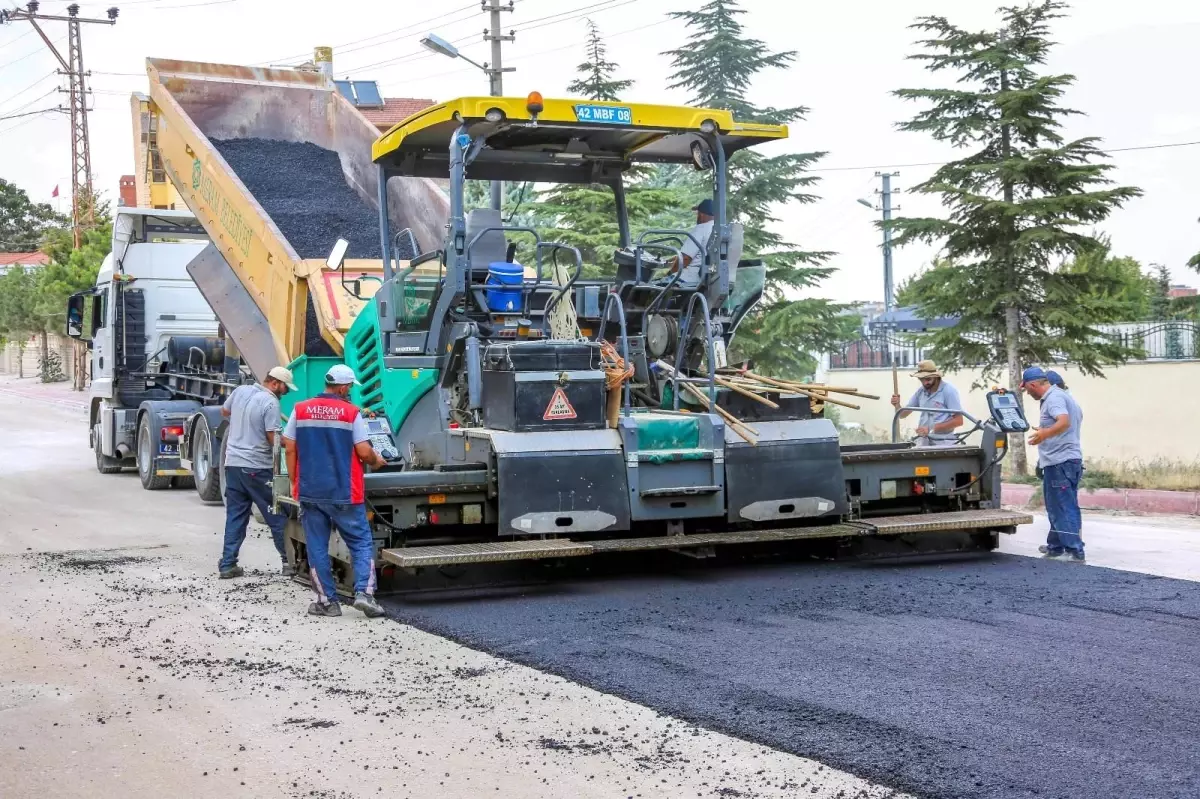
[384,555,1200,799]
[212,138,415,356]
[211,138,385,261]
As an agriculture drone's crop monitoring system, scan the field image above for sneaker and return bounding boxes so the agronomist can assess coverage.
[308,601,342,617]
[1038,545,1050,554]
[1050,551,1085,564]
[1039,548,1063,559]
[353,592,385,618]
[281,562,297,577]
[219,565,244,579]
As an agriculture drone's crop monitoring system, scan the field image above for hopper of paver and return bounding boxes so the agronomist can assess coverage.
[145,57,449,379]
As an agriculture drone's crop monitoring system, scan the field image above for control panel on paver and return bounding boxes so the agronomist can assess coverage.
[986,391,1030,433]
[365,417,400,461]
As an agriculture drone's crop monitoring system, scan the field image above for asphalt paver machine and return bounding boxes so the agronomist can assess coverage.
[269,93,1031,582]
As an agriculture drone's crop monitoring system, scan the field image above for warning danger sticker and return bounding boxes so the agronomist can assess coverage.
[543,387,578,421]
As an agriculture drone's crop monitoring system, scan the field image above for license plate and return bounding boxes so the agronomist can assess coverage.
[159,444,178,456]
[574,104,632,125]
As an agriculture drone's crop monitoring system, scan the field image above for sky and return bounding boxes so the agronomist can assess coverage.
[1,0,1198,304]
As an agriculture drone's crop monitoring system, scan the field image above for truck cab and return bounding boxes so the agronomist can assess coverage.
[67,208,217,482]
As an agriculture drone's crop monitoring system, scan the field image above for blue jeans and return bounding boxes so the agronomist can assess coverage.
[221,466,288,569]
[299,502,377,604]
[1042,460,1084,555]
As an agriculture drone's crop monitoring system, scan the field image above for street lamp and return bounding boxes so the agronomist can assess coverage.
[421,31,504,210]
[856,198,874,209]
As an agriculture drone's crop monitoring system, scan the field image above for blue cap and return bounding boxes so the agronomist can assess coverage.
[1046,369,1064,387]
[1021,366,1048,385]
[693,198,714,216]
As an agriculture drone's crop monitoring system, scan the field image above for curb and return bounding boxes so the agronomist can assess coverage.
[1002,482,1200,516]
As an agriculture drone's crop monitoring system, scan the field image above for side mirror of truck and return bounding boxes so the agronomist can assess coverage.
[326,238,350,270]
[65,294,85,338]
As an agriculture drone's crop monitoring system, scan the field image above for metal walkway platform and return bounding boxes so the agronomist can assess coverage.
[378,508,1033,568]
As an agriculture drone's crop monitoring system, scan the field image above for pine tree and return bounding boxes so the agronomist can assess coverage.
[663,0,847,378]
[535,21,694,279]
[889,1,1142,473]
[567,20,634,101]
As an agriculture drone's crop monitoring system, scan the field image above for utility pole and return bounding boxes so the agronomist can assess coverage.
[878,171,899,312]
[483,0,515,210]
[860,171,900,311]
[1,2,119,247]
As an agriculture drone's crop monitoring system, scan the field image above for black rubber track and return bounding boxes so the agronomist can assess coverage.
[382,553,1200,799]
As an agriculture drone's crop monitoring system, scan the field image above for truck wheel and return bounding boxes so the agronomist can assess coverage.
[93,425,123,474]
[192,416,223,503]
[137,416,171,490]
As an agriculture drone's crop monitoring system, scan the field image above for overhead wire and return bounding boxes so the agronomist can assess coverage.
[0,37,65,71]
[807,140,1200,173]
[0,70,56,110]
[365,0,643,81]
[252,2,479,67]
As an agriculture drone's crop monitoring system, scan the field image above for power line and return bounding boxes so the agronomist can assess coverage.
[0,37,65,70]
[363,0,640,79]
[808,140,1200,173]
[392,15,671,87]
[0,106,61,122]
[0,70,56,110]
[510,0,629,33]
[252,2,479,67]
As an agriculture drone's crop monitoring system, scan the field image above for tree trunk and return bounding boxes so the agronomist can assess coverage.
[16,340,25,379]
[39,330,49,382]
[999,59,1029,475]
[73,340,87,391]
[1006,306,1028,475]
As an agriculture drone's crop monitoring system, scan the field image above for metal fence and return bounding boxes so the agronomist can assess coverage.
[828,321,1200,370]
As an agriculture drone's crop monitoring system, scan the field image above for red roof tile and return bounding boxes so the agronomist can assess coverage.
[359,97,435,130]
[0,252,50,266]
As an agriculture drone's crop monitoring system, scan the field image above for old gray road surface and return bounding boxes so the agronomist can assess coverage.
[387,551,1200,799]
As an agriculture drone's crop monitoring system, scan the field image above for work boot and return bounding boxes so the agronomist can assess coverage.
[281,561,297,578]
[353,592,385,618]
[219,565,244,579]
[308,601,342,617]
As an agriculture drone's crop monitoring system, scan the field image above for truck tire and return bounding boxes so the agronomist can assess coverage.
[93,425,123,474]
[137,415,171,490]
[192,415,223,503]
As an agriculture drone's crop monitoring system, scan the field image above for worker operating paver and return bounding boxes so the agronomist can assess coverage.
[1022,365,1086,563]
[282,364,388,618]
[218,366,297,579]
[890,359,964,446]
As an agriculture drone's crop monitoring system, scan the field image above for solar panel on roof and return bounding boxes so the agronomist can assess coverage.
[334,80,354,101]
[352,81,383,107]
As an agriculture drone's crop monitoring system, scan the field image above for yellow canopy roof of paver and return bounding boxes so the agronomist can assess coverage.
[372,96,787,181]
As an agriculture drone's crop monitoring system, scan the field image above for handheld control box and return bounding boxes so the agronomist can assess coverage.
[985,390,1029,433]
[364,416,401,462]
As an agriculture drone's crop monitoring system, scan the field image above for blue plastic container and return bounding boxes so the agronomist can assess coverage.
[486,261,524,313]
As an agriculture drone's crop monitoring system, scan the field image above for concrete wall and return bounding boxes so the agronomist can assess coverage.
[821,361,1200,463]
[0,333,79,382]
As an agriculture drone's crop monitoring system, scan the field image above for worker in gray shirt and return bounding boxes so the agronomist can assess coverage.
[1021,366,1085,563]
[218,366,297,579]
[890,360,964,447]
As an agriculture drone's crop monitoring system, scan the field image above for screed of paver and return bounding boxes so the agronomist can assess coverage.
[0,393,902,799]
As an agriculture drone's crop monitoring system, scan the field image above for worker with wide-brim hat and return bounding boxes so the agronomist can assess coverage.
[890,359,965,447]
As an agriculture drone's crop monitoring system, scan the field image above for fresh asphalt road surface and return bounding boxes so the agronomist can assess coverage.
[386,549,1200,799]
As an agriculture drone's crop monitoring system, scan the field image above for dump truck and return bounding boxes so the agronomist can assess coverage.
[66,207,223,486]
[114,58,1031,590]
